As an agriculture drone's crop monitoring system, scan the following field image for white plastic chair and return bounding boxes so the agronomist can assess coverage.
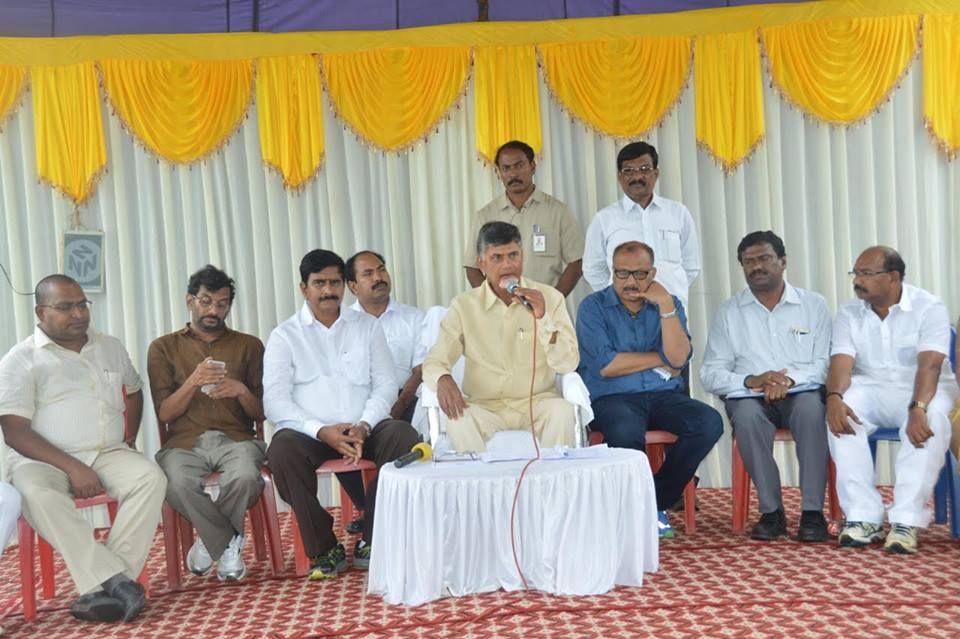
[415,305,593,452]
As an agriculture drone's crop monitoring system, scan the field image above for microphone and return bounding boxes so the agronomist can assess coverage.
[394,442,433,468]
[503,278,534,311]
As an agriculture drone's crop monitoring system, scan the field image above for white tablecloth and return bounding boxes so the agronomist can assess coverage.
[367,448,659,606]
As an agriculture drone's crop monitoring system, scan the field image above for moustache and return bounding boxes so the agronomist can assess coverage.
[853,285,867,294]
[372,282,388,290]
[508,178,522,186]
[320,295,339,301]
[202,315,222,321]
[749,270,769,278]
[629,180,647,188]
[623,287,640,293]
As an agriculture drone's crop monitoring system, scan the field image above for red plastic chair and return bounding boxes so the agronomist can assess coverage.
[731,428,842,534]
[589,430,697,534]
[290,459,378,576]
[158,420,284,590]
[18,388,153,620]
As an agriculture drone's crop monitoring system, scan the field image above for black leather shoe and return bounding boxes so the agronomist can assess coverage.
[105,579,146,622]
[750,508,787,540]
[346,517,364,535]
[797,510,829,542]
[69,591,125,622]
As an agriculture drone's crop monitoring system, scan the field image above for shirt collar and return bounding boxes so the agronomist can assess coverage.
[497,186,541,212]
[600,286,654,317]
[33,325,98,350]
[179,323,232,340]
[857,284,913,314]
[620,192,661,213]
[350,298,397,317]
[737,281,801,308]
[299,300,356,327]
[481,277,529,310]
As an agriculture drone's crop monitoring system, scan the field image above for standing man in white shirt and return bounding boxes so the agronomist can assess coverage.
[464,140,584,296]
[826,246,958,554]
[0,275,166,623]
[700,231,831,542]
[583,141,701,311]
[264,250,419,581]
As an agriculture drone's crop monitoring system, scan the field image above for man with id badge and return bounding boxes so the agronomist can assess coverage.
[583,142,701,312]
[148,265,266,582]
[700,232,832,542]
[463,140,584,296]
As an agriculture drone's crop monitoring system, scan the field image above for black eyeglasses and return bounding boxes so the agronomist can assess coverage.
[613,269,652,281]
[39,300,93,312]
[848,269,890,278]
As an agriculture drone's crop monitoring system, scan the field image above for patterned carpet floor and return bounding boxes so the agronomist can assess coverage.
[2,486,959,639]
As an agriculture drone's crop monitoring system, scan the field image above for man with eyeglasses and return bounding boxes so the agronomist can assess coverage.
[700,231,832,542]
[463,140,585,296]
[147,265,266,582]
[582,141,701,311]
[826,246,957,554]
[0,274,166,623]
[576,241,722,538]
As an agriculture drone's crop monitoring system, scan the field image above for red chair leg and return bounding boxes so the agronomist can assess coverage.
[339,484,354,537]
[178,513,195,570]
[250,502,267,562]
[827,458,842,522]
[19,517,37,621]
[292,513,310,577]
[731,440,748,534]
[161,503,182,591]
[38,536,56,599]
[258,474,285,575]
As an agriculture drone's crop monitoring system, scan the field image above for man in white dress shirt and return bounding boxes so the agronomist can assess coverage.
[0,275,166,623]
[701,231,831,542]
[826,246,958,554]
[582,141,701,311]
[264,250,419,581]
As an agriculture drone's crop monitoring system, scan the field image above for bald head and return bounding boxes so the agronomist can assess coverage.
[35,274,81,306]
[858,246,905,281]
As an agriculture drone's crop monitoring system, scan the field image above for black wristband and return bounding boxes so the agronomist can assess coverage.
[825,391,843,400]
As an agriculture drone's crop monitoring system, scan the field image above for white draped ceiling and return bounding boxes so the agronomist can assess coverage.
[1,59,957,489]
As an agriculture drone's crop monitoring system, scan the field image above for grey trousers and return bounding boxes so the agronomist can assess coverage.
[156,430,266,560]
[725,390,828,514]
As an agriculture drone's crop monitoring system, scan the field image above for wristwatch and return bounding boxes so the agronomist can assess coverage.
[907,400,928,413]
[660,308,677,320]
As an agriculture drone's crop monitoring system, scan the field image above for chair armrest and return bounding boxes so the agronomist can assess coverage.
[421,385,440,409]
[559,372,593,423]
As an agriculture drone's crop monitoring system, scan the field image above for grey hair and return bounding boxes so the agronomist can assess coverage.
[476,221,522,256]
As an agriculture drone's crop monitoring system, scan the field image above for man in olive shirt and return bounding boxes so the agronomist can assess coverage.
[428,222,580,452]
[463,140,584,296]
[147,265,265,582]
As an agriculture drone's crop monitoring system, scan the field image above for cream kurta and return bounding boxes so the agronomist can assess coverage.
[423,278,579,451]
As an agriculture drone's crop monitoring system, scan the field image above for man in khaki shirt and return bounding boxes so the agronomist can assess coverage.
[464,140,584,296]
[147,265,265,582]
[0,275,166,624]
[427,221,580,452]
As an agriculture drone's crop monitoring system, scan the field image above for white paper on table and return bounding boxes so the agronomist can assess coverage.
[479,443,612,463]
[724,382,822,400]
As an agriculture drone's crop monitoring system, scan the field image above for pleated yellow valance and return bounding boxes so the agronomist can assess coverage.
[694,31,764,171]
[32,63,106,204]
[923,14,960,157]
[256,55,326,189]
[0,65,26,127]
[100,59,254,163]
[0,1,957,206]
[763,15,919,124]
[474,45,541,164]
[539,36,691,140]
[323,47,470,151]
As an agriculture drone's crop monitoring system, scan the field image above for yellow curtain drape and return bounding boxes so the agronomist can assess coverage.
[256,55,325,189]
[0,65,26,128]
[32,63,105,205]
[100,59,254,163]
[474,45,541,164]
[694,31,764,171]
[323,46,470,151]
[539,36,690,140]
[924,14,960,157]
[763,15,919,124]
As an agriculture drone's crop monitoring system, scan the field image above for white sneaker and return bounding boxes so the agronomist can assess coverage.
[217,534,247,582]
[186,538,213,575]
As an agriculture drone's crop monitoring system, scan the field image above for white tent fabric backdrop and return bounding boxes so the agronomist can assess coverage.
[1,59,958,492]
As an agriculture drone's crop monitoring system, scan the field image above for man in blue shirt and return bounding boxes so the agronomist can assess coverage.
[577,240,722,537]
